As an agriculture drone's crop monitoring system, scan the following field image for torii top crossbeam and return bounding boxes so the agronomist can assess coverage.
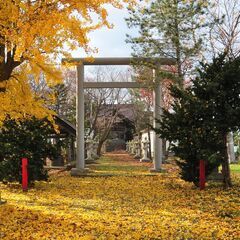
[62,57,176,66]
[62,57,176,88]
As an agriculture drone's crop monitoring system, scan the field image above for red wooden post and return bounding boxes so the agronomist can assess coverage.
[22,158,28,191]
[199,160,205,190]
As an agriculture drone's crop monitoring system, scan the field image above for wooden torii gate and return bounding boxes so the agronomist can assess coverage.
[63,57,175,175]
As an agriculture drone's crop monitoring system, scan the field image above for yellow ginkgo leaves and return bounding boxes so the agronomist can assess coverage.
[0,0,135,123]
[0,154,239,239]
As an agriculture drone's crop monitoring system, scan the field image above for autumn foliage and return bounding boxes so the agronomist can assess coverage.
[0,154,239,239]
[0,0,133,123]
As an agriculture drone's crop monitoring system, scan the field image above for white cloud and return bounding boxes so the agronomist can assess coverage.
[72,6,137,58]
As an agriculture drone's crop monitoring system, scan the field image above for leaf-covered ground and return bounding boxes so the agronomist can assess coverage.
[0,153,240,239]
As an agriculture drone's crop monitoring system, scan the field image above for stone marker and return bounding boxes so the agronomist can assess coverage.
[92,140,99,160]
[140,137,150,162]
[85,137,94,163]
[130,141,135,155]
[134,140,141,159]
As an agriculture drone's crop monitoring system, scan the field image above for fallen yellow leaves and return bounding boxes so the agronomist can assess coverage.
[0,155,239,239]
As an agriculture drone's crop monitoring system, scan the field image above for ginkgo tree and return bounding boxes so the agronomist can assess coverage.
[0,0,132,123]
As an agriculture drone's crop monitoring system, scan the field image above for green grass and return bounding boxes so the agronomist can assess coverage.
[88,155,151,176]
[89,155,240,176]
[230,164,240,173]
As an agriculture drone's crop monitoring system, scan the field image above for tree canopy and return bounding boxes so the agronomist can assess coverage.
[0,0,132,123]
[126,0,211,81]
[155,54,240,187]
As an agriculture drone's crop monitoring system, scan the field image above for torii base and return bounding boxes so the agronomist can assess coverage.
[149,168,164,173]
[71,168,90,176]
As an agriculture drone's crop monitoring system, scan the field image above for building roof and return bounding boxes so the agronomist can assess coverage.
[98,104,136,123]
[55,116,76,136]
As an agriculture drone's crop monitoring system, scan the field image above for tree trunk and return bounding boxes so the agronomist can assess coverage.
[173,0,183,83]
[0,42,22,87]
[147,126,152,161]
[222,133,232,188]
[162,139,167,163]
[227,132,236,163]
[97,140,104,156]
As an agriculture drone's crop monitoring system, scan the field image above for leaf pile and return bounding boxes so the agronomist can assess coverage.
[0,155,239,239]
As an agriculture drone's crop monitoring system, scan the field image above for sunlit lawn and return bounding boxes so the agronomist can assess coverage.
[231,163,240,173]
[89,154,152,176]
[0,154,239,239]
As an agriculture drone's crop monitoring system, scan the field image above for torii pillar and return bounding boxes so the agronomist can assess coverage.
[151,82,162,172]
[70,64,89,175]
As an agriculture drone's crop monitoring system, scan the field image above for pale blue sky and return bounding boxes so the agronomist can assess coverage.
[72,6,136,58]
